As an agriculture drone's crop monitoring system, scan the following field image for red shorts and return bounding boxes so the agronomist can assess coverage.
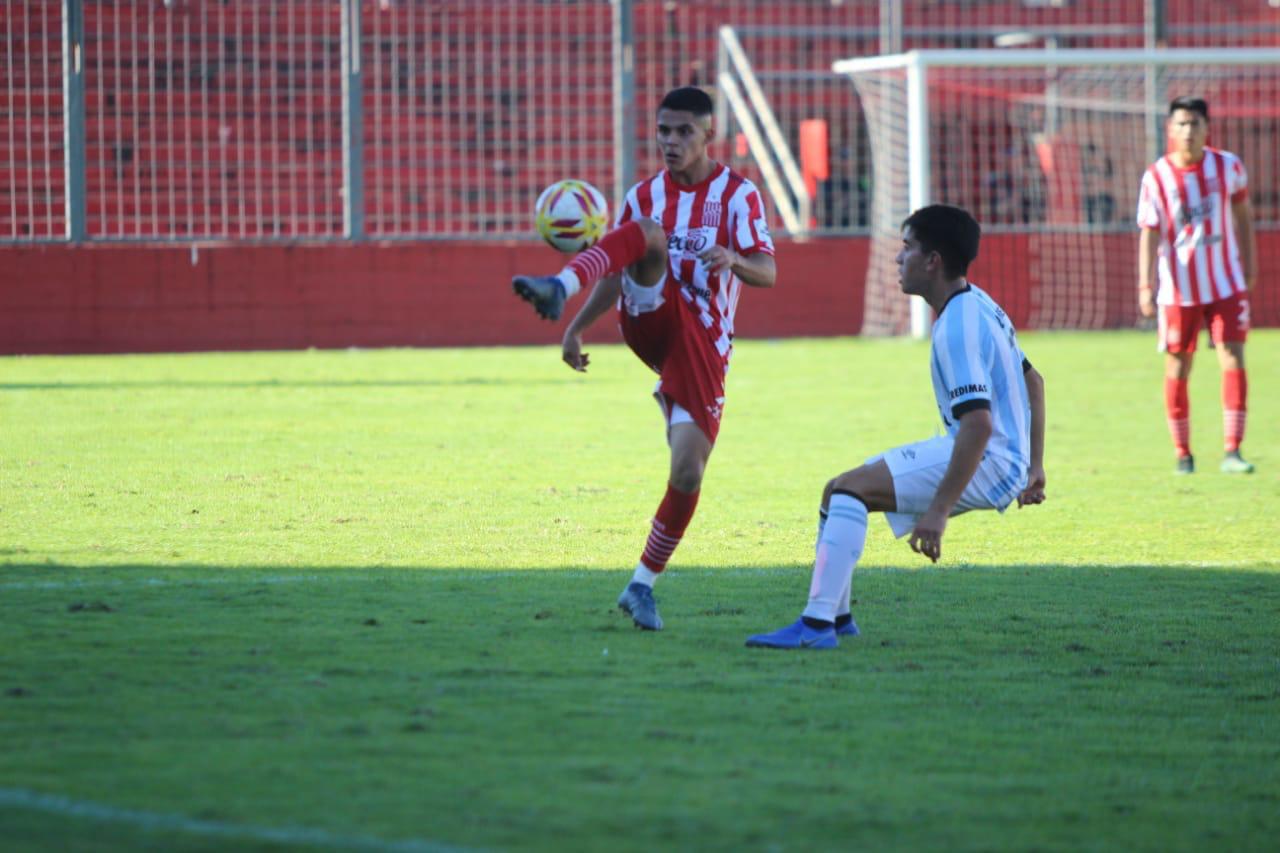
[618,286,728,444]
[1159,292,1250,353]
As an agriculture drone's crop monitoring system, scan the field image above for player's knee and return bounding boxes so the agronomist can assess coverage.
[637,218,668,260]
[830,469,863,495]
[829,466,878,507]
[1167,354,1193,380]
[669,467,702,495]
[821,477,837,505]
[669,456,704,494]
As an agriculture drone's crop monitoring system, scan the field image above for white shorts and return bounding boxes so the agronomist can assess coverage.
[869,436,1028,538]
[654,385,695,440]
[621,271,667,316]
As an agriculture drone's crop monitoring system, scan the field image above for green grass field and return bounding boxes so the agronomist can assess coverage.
[3,331,1278,851]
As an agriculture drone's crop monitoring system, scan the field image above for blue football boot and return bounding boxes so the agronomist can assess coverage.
[745,619,837,650]
[617,582,663,631]
[512,275,567,321]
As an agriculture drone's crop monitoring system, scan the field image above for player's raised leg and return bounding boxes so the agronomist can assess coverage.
[618,416,710,631]
[513,219,667,320]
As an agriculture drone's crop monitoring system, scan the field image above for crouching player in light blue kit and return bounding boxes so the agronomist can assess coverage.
[747,204,1048,650]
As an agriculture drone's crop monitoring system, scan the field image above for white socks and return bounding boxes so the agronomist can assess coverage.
[631,563,660,588]
[815,505,854,620]
[803,493,868,623]
[556,268,582,298]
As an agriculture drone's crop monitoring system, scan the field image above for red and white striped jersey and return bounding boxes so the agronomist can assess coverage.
[1136,146,1250,306]
[616,164,774,355]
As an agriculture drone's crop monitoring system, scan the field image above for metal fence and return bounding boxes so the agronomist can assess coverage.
[3,0,66,239]
[3,0,1279,242]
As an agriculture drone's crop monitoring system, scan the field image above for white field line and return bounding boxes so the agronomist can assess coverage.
[0,787,473,852]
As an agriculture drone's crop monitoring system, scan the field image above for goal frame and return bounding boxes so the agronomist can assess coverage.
[833,48,1280,337]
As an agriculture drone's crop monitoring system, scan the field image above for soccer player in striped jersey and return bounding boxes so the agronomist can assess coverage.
[511,86,777,631]
[747,205,1047,650]
[1137,96,1257,475]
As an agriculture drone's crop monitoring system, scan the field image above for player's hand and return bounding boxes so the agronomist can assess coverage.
[1138,286,1155,318]
[1017,465,1046,507]
[698,246,738,276]
[908,509,947,563]
[561,330,589,372]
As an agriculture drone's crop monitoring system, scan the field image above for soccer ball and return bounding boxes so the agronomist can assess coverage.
[534,179,610,253]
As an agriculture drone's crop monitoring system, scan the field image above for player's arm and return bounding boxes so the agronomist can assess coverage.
[1137,226,1159,317]
[1018,363,1047,508]
[1232,196,1257,290]
[701,187,776,287]
[908,407,993,563]
[698,247,776,288]
[729,250,777,288]
[561,274,622,372]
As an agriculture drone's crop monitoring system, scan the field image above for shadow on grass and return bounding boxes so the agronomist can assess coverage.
[3,561,1276,853]
[7,560,1278,658]
[2,561,1277,610]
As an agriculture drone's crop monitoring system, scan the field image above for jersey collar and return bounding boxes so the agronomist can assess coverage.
[664,162,725,192]
[936,283,973,317]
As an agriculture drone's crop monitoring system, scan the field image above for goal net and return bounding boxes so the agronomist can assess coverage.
[835,49,1280,336]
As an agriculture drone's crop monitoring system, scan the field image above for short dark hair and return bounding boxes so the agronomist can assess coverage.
[659,86,714,117]
[902,205,981,279]
[1168,96,1209,120]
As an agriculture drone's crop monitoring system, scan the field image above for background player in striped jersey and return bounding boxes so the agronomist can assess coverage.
[511,86,777,631]
[1137,96,1257,475]
[747,205,1047,650]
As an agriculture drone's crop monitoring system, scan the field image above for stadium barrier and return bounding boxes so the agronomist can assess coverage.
[0,238,869,354]
[4,233,1276,355]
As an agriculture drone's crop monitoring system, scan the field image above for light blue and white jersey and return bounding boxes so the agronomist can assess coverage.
[929,284,1032,476]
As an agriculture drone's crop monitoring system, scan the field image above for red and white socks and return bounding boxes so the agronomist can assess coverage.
[1165,370,1249,456]
[631,482,700,587]
[557,219,648,299]
[1165,377,1191,458]
[1222,368,1247,453]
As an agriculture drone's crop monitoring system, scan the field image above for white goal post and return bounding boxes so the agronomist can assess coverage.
[833,48,1280,337]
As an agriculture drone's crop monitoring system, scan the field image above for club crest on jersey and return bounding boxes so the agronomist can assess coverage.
[702,202,722,228]
[1204,176,1221,195]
